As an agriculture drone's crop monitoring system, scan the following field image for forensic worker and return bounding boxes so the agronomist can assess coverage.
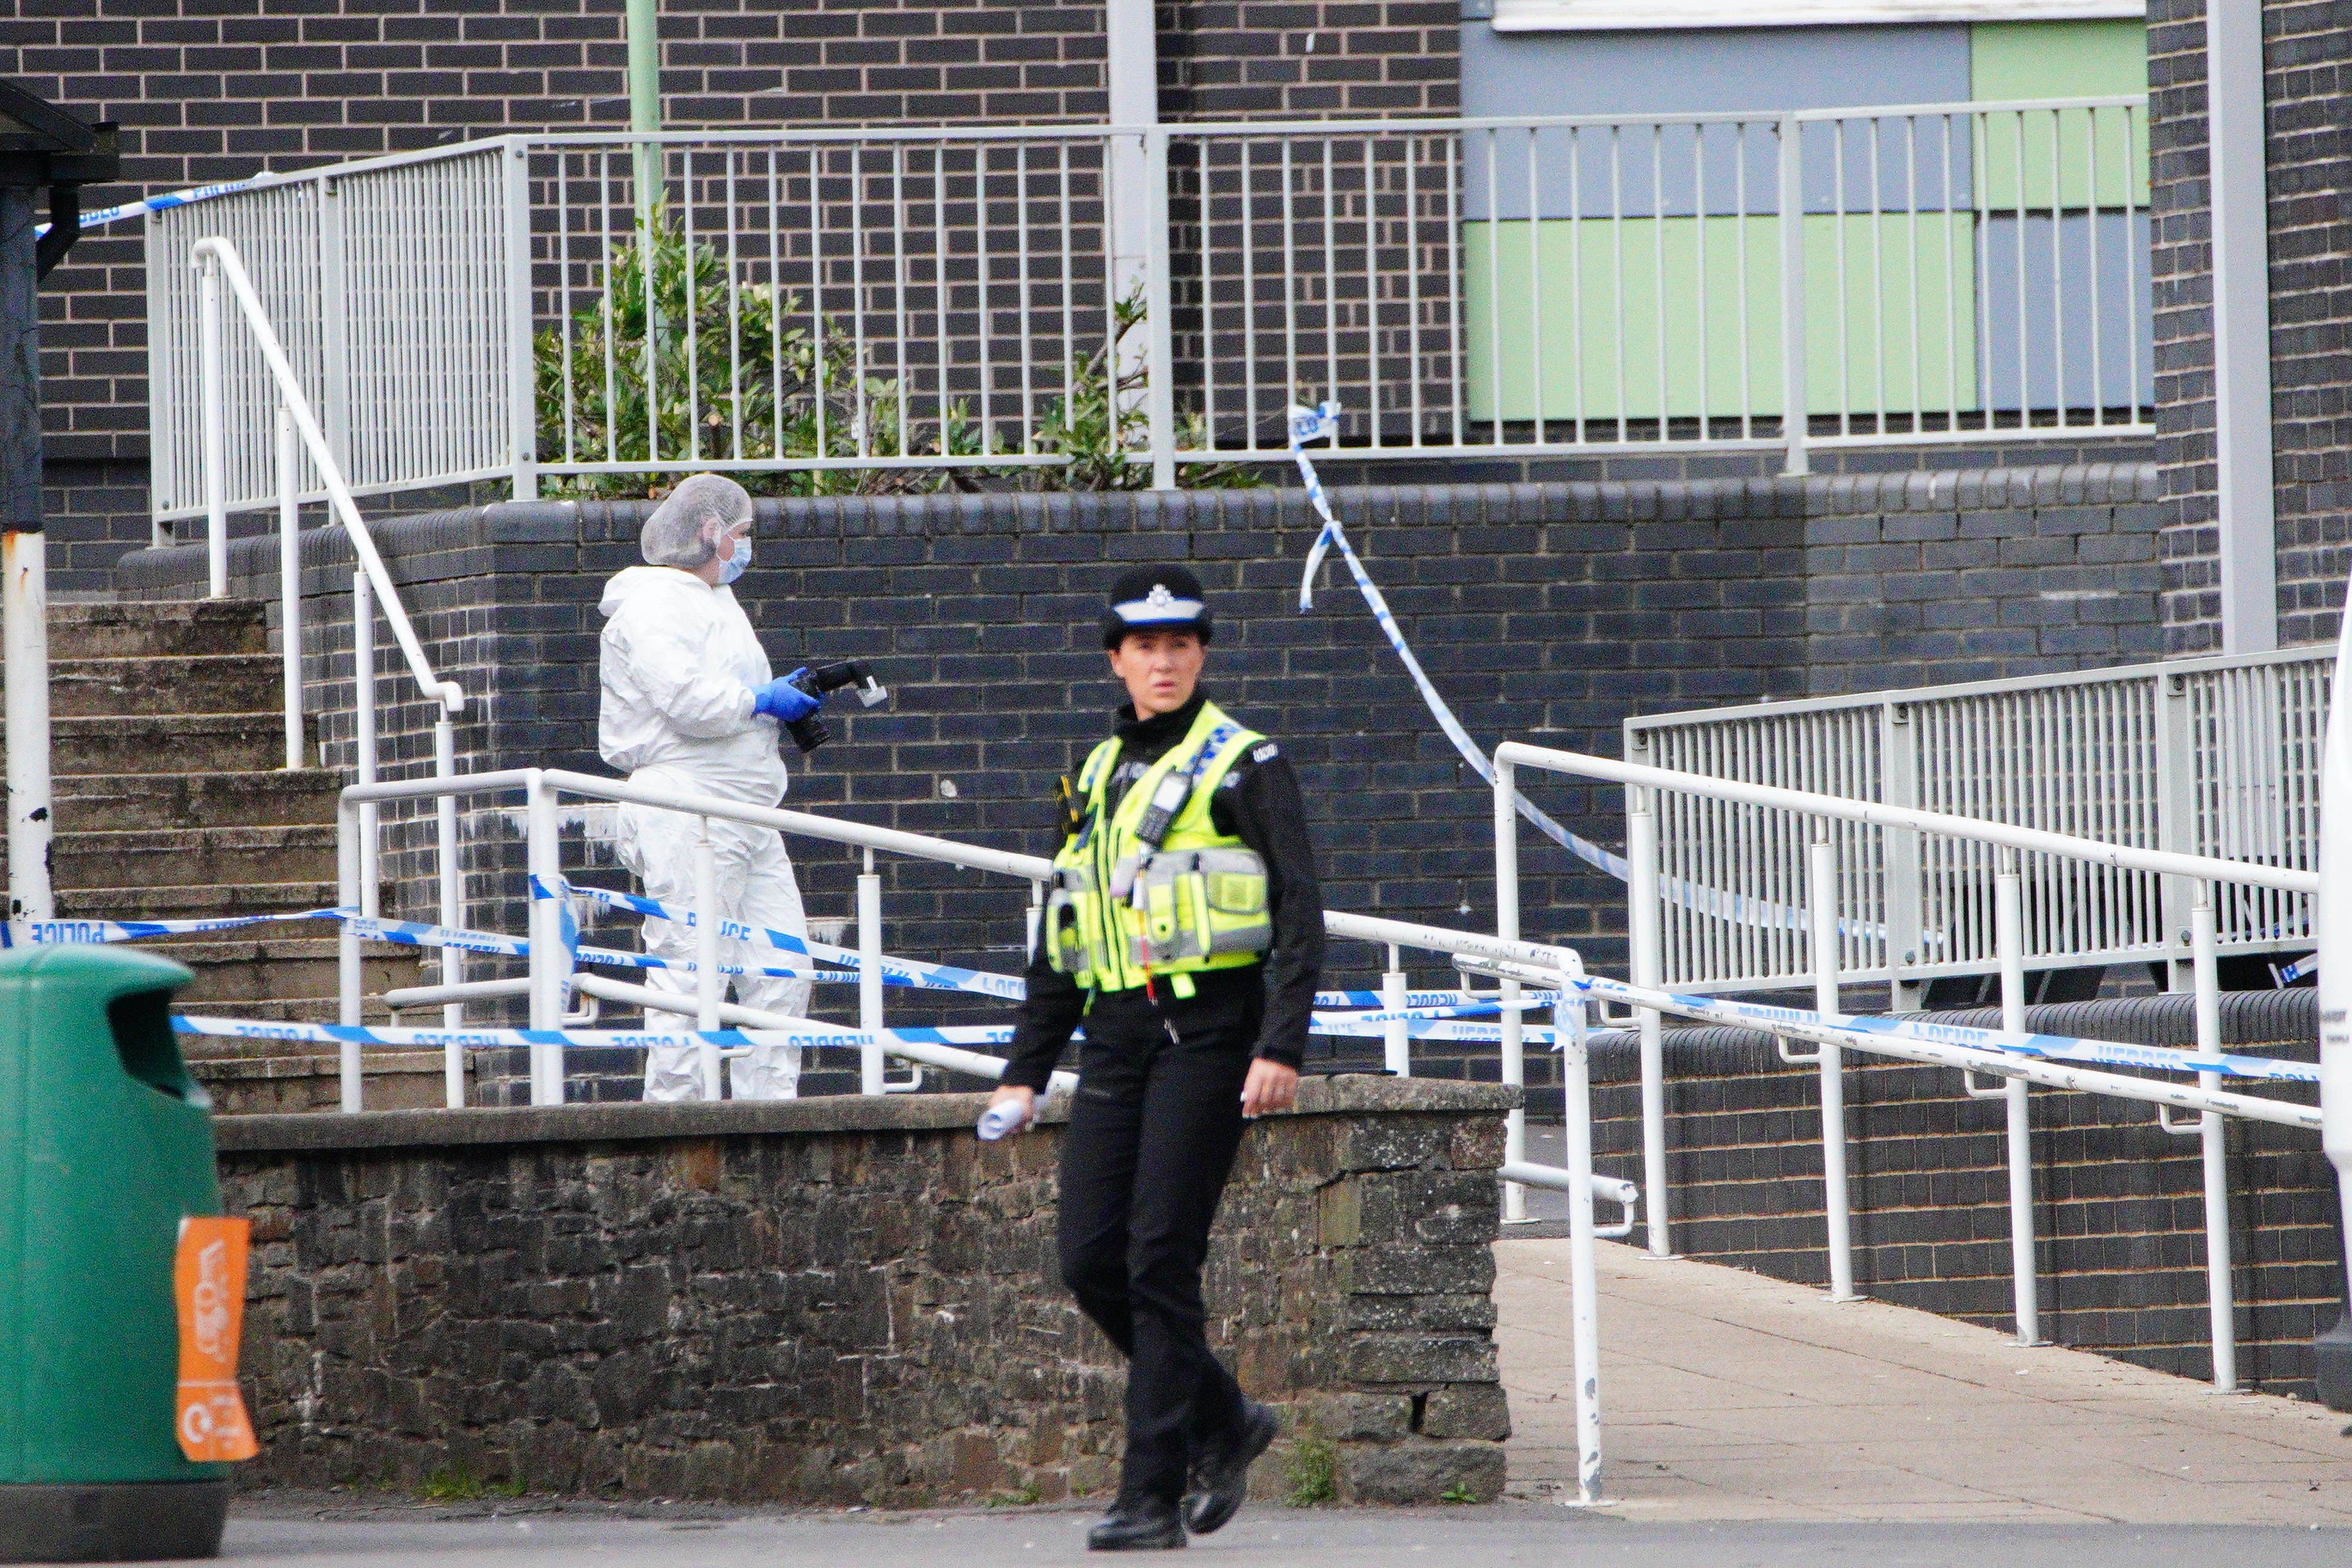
[598,473,826,1101]
[988,564,1324,1551]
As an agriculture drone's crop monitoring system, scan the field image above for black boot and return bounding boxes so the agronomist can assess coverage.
[1087,1495,1187,1552]
[1181,1401,1279,1536]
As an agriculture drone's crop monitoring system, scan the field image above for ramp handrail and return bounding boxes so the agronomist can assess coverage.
[193,236,468,1031]
[1496,738,2317,1402]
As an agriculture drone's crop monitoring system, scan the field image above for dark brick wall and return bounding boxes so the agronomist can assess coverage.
[120,466,2162,1053]
[1159,0,1459,119]
[215,1078,1514,1503]
[2149,0,2352,654]
[1581,990,2338,1396]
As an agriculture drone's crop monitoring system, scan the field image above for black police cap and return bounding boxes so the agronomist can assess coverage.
[1100,564,1214,650]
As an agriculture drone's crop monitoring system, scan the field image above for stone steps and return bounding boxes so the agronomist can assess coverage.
[11,599,426,1077]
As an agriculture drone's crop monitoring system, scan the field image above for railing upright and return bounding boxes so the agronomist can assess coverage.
[274,405,302,770]
[1777,112,1808,477]
[1627,786,1671,1257]
[1494,754,1530,1226]
[197,259,227,597]
[1809,838,1860,1302]
[1994,849,2043,1346]
[859,847,886,1095]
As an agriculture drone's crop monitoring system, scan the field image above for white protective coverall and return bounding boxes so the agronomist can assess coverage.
[599,565,813,1100]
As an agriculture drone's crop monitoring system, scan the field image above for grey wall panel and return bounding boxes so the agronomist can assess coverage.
[1459,21,1973,120]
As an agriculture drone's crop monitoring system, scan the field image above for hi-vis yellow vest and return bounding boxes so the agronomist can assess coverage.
[1044,700,1273,996]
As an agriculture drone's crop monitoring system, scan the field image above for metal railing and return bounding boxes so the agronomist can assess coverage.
[147,96,2151,517]
[1498,740,2324,1404]
[1624,646,2333,1002]
[188,238,470,1031]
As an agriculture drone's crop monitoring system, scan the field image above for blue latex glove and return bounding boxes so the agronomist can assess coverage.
[751,669,820,723]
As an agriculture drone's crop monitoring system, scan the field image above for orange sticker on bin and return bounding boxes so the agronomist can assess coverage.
[173,1216,259,1463]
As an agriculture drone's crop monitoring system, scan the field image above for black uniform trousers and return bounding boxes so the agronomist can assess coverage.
[1056,975,1261,1506]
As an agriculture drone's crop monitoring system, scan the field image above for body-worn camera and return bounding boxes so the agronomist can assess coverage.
[786,660,889,752]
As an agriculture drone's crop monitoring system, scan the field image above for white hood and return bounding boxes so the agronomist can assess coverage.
[597,566,787,805]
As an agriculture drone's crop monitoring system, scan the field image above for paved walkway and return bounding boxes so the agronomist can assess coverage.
[1497,1238,2352,1523]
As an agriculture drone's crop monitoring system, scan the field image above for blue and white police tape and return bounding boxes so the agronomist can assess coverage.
[1288,402,1873,941]
[3,906,348,947]
[553,879,1028,1000]
[1310,1011,1561,1046]
[39,173,282,237]
[1569,969,2319,1084]
[1313,988,1563,1012]
[173,1013,1019,1055]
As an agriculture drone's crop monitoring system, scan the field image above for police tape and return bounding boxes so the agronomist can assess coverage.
[3,908,349,947]
[1312,988,1563,1012]
[1288,402,1874,941]
[1567,970,2320,1084]
[553,879,1030,1000]
[172,1013,1020,1054]
[1312,1011,1562,1046]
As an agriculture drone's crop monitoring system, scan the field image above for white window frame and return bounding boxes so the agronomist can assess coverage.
[1490,1,2145,32]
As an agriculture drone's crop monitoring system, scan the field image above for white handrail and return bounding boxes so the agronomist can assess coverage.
[1499,742,2320,897]
[1496,739,2311,1396]
[192,238,463,716]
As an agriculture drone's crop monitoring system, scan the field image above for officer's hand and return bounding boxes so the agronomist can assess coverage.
[988,1083,1036,1132]
[1239,1059,1299,1119]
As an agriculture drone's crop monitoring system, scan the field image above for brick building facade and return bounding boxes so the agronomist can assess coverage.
[7,0,1460,587]
[2149,0,2352,653]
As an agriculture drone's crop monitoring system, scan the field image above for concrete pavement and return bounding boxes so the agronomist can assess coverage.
[1497,1237,2352,1523]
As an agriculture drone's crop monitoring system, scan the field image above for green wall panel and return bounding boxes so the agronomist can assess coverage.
[1463,213,1977,424]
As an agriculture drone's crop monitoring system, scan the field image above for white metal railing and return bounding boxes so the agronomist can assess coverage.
[1499,740,2325,1404]
[147,96,2150,517]
[1625,646,2333,1001]
[189,237,470,1030]
[153,145,526,529]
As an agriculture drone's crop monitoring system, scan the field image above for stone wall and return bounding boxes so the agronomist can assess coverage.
[212,1076,1514,1504]
[118,468,2163,1049]
[1576,990,2341,1397]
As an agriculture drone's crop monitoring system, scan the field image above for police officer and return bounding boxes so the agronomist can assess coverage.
[988,564,1324,1551]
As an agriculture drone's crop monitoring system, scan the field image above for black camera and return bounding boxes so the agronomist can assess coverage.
[785,660,889,753]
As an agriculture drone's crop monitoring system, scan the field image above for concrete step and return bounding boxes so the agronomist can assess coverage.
[50,654,285,719]
[51,825,337,891]
[183,1046,453,1114]
[53,880,342,921]
[158,937,421,1004]
[52,713,290,776]
[54,770,343,832]
[47,600,268,660]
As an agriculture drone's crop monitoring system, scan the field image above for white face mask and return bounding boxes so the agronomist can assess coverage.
[718,535,752,586]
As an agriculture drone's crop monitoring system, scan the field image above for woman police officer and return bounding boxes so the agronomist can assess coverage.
[988,565,1325,1551]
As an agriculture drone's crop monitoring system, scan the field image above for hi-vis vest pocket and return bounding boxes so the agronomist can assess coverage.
[1128,847,1272,966]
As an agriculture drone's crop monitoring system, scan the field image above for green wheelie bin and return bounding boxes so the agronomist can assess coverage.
[0,946,234,1562]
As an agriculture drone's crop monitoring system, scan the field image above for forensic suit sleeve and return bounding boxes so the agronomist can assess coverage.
[1002,942,1086,1092]
[1212,745,1324,1070]
[610,601,760,739]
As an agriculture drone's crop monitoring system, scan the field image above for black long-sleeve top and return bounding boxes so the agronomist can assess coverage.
[1001,688,1325,1091]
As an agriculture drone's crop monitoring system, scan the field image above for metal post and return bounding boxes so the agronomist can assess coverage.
[1382,944,1410,1077]
[1628,787,1672,1255]
[336,794,363,1110]
[626,0,660,232]
[1777,112,1810,477]
[275,406,302,770]
[1142,127,1177,491]
[353,572,379,918]
[2206,0,2278,655]
[859,847,886,1095]
[2193,884,2239,1391]
[197,257,228,598]
[433,712,464,1046]
[2,182,53,927]
[2154,670,2198,991]
[1559,964,1604,1507]
[1494,757,1527,1224]
[524,770,565,1103]
[503,142,539,501]
[1811,837,1859,1300]
[1881,700,1924,1012]
[696,819,724,1102]
[1995,850,2043,1346]
[1025,878,1045,963]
